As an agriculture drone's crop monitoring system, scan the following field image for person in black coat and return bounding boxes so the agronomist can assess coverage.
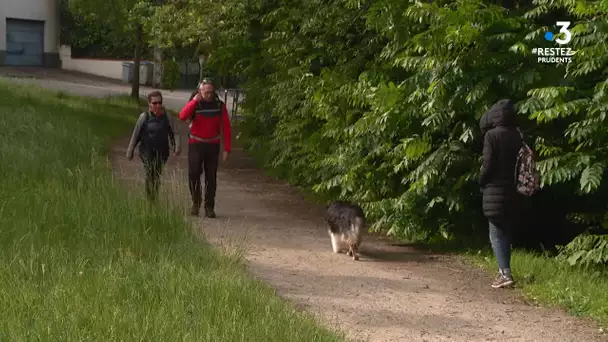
[479,99,523,289]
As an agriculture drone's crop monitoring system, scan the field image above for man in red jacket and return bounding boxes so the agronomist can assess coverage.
[179,79,232,217]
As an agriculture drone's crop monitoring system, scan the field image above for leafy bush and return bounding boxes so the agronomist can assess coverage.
[558,234,608,268]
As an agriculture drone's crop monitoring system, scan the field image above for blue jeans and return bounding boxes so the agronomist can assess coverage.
[489,220,511,271]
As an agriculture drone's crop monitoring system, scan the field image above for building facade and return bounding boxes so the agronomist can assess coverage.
[0,0,60,67]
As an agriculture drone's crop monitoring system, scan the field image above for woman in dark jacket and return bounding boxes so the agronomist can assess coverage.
[479,99,523,288]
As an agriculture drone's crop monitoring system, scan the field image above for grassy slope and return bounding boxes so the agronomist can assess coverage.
[420,232,608,328]
[0,79,343,341]
[421,221,608,328]
[465,249,607,328]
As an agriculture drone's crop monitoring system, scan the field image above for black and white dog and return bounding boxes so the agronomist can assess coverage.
[325,201,366,261]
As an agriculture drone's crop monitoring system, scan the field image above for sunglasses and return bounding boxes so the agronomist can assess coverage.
[150,101,162,105]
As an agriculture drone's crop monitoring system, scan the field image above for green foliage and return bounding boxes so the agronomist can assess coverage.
[59,0,150,59]
[67,0,161,97]
[67,0,152,33]
[558,234,608,268]
[152,0,608,259]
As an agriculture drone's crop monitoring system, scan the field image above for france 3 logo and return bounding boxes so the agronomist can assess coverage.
[532,21,576,64]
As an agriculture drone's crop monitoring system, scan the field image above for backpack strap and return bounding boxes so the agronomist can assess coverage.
[138,111,149,136]
[166,113,176,147]
[136,112,149,151]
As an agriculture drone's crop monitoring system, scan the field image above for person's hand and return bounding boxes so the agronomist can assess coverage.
[193,92,203,102]
[222,151,229,162]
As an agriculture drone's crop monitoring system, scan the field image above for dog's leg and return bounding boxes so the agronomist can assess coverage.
[345,235,353,256]
[349,243,359,261]
[352,219,363,261]
[329,231,340,253]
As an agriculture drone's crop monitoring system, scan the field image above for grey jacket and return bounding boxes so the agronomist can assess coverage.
[126,111,181,160]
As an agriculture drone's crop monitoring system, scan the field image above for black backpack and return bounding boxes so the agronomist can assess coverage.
[139,111,174,152]
[188,90,221,116]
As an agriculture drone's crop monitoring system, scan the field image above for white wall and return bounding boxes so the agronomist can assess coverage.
[60,45,200,85]
[60,45,153,85]
[0,0,59,53]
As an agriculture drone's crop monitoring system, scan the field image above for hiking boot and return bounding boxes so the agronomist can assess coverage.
[491,271,515,289]
[205,207,216,218]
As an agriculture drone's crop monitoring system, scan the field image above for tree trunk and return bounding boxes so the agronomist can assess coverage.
[131,24,143,99]
[153,46,163,88]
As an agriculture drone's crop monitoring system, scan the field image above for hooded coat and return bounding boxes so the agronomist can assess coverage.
[479,99,523,222]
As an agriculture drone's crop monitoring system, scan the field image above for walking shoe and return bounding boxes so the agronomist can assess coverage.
[190,203,200,216]
[491,271,515,289]
[205,207,216,218]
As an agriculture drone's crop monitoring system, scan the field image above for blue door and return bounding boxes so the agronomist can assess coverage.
[5,19,45,66]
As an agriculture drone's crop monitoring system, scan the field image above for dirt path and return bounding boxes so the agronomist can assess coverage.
[109,117,604,342]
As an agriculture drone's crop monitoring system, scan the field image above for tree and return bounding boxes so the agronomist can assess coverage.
[68,0,157,99]
[146,0,255,84]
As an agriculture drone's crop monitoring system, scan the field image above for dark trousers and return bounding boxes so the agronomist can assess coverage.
[188,142,220,210]
[140,149,169,201]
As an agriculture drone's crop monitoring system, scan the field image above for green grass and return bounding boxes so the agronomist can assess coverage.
[464,248,608,329]
[425,232,608,329]
[0,79,343,341]
[419,232,608,329]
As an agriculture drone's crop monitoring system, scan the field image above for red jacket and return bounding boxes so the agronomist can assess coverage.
[178,98,232,152]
